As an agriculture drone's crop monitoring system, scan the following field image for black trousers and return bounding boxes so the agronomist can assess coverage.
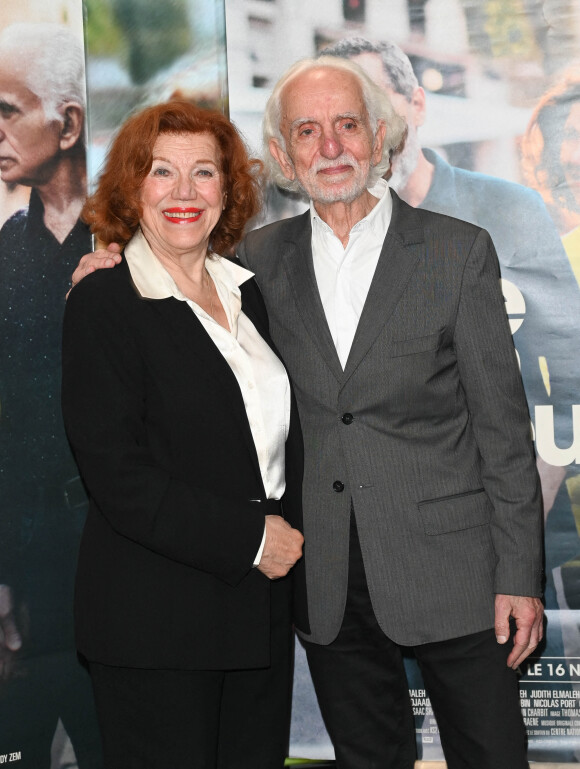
[88,580,293,769]
[302,513,528,769]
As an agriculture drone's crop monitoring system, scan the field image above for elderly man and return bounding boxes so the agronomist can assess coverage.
[0,22,101,768]
[74,57,543,768]
[323,37,580,530]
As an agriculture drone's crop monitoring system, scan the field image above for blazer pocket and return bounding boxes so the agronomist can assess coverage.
[388,332,440,358]
[418,489,491,535]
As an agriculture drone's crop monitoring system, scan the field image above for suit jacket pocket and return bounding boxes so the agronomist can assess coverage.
[418,488,491,535]
[389,332,440,358]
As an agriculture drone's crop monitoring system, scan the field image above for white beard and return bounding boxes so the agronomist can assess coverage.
[297,152,372,205]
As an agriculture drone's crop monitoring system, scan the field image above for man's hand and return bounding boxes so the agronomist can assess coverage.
[0,585,22,680]
[495,593,544,669]
[257,515,304,580]
[70,242,122,292]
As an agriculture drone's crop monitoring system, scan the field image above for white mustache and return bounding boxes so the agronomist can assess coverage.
[312,153,360,173]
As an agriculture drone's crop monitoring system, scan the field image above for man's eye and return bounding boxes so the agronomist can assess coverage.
[0,103,18,118]
[299,128,314,136]
[342,121,356,130]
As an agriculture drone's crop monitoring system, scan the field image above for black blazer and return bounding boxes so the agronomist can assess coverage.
[62,256,307,670]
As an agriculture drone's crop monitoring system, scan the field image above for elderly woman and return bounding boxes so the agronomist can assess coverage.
[61,101,306,769]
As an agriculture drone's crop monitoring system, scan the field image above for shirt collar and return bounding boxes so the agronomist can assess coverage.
[309,178,392,239]
[124,228,255,301]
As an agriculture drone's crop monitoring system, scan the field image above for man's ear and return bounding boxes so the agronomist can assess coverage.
[59,103,84,151]
[409,87,427,128]
[372,120,387,166]
[269,138,296,182]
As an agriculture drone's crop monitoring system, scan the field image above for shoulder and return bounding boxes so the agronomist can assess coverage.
[242,211,310,251]
[392,189,484,242]
[0,208,28,244]
[67,257,135,318]
[442,161,546,212]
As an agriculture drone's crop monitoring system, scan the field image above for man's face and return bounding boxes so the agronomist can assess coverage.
[0,57,62,186]
[351,52,422,192]
[560,102,580,210]
[272,67,384,205]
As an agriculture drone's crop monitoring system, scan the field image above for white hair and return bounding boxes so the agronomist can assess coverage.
[262,55,406,193]
[0,23,86,121]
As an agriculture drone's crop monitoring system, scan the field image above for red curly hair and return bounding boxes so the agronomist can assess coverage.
[82,100,263,254]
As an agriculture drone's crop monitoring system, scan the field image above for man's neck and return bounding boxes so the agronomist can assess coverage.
[35,154,87,244]
[396,151,435,208]
[313,189,380,248]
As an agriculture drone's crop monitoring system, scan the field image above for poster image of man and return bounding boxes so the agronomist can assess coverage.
[0,21,102,769]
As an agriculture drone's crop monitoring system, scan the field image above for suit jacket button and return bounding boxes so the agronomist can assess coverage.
[333,481,345,492]
[341,413,354,425]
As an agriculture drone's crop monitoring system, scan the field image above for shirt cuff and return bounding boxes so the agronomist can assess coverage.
[253,524,267,567]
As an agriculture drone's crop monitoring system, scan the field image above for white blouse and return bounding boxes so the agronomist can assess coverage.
[125,229,291,562]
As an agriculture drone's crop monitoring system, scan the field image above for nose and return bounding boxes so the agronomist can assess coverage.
[320,128,343,160]
[173,173,197,200]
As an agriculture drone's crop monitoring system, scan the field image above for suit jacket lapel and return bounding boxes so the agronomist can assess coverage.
[281,213,344,382]
[342,192,424,384]
[150,295,265,491]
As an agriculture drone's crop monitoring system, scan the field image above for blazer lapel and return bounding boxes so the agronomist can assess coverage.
[342,192,424,384]
[150,296,265,490]
[281,214,344,382]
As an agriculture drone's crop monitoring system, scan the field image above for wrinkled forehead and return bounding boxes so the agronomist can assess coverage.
[0,50,42,106]
[279,67,368,127]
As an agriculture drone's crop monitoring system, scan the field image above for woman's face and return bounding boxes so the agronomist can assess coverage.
[139,131,225,261]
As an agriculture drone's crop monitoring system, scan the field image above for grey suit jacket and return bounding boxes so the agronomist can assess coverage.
[238,190,543,646]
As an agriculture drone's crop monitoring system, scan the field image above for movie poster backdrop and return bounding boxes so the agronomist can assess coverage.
[2,0,580,765]
[224,0,580,763]
[0,1,227,766]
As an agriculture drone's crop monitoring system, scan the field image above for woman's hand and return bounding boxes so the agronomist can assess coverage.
[257,515,304,579]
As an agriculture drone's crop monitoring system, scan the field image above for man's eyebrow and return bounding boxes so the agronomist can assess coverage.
[289,117,317,132]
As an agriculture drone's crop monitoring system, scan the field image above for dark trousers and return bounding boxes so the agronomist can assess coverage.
[302,514,528,769]
[89,581,293,769]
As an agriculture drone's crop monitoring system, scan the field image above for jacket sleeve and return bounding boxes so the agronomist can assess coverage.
[453,228,543,597]
[61,274,266,587]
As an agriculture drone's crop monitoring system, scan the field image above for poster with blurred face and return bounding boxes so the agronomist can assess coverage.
[0,2,227,767]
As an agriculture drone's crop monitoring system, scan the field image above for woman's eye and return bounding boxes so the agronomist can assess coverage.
[152,167,170,177]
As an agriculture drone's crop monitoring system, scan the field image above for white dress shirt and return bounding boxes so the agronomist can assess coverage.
[125,229,290,563]
[310,178,393,368]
